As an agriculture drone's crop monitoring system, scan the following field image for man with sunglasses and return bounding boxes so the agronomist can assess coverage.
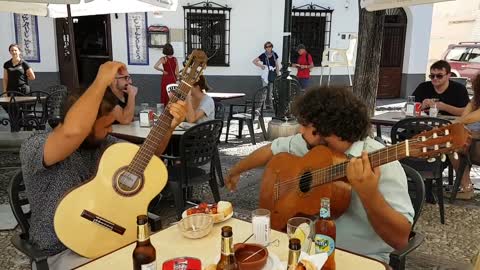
[412,60,469,116]
[110,69,137,124]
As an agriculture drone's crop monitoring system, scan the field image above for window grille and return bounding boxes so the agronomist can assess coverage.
[183,1,231,66]
[291,3,333,67]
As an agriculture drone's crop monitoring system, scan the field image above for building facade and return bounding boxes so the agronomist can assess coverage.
[0,0,434,102]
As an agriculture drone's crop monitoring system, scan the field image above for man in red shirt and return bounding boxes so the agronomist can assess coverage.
[293,44,314,90]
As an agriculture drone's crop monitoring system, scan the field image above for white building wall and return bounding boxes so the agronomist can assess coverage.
[0,0,433,78]
[0,13,58,79]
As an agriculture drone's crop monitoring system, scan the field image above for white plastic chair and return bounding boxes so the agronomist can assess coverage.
[166,83,178,95]
[320,32,358,87]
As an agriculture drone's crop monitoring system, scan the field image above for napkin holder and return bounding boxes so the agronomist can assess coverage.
[139,110,151,127]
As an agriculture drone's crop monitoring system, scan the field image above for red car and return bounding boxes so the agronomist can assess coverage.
[441,42,480,82]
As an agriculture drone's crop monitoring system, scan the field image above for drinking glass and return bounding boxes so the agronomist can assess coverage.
[251,209,270,246]
[156,103,164,115]
[429,102,438,117]
[140,103,149,111]
[286,217,314,253]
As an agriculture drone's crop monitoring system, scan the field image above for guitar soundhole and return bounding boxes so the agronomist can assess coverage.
[113,167,144,197]
[299,171,313,193]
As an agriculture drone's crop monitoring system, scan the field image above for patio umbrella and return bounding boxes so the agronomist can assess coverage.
[0,0,177,17]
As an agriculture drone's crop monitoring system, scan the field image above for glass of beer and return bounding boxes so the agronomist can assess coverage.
[287,217,314,253]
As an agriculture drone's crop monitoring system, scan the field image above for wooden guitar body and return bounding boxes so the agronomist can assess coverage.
[54,143,167,258]
[259,145,352,231]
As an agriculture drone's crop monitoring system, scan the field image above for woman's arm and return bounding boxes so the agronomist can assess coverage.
[154,57,165,72]
[185,95,206,123]
[252,57,264,69]
[457,102,480,124]
[175,58,180,79]
[26,68,35,81]
[3,69,7,92]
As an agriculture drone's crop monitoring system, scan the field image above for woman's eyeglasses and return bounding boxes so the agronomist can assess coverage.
[428,74,445,80]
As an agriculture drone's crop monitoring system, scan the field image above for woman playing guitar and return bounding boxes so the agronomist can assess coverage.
[225,86,414,263]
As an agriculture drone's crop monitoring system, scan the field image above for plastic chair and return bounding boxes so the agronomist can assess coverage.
[162,120,223,219]
[213,102,226,187]
[225,86,268,145]
[389,164,426,270]
[44,89,67,129]
[320,32,357,86]
[391,117,452,224]
[166,83,178,96]
[8,170,49,270]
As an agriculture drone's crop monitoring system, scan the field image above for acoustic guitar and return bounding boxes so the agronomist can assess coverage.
[259,123,470,231]
[54,50,208,258]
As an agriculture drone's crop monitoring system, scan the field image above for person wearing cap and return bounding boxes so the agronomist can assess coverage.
[292,44,314,90]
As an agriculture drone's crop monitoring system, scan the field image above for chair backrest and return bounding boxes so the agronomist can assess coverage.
[401,164,425,230]
[214,102,225,121]
[249,86,268,118]
[345,33,358,65]
[27,90,50,123]
[450,77,468,86]
[44,85,67,94]
[0,91,25,131]
[8,170,31,236]
[45,90,67,123]
[390,117,452,144]
[180,119,223,168]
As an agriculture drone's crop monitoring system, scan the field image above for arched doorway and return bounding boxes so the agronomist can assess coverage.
[377,8,407,98]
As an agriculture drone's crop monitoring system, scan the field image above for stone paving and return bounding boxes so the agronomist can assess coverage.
[1,104,480,270]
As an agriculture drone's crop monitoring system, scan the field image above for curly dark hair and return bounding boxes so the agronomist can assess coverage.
[472,74,480,110]
[292,86,371,143]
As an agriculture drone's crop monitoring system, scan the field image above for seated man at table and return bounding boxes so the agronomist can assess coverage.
[19,61,187,270]
[110,68,137,124]
[225,86,414,263]
[412,60,469,116]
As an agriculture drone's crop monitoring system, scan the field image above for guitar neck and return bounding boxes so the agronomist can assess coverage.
[311,140,409,187]
[129,82,192,174]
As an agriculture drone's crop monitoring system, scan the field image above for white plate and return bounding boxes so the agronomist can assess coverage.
[181,208,233,224]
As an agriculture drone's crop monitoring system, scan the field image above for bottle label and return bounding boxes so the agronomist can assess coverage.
[320,208,330,218]
[141,261,156,270]
[314,234,335,256]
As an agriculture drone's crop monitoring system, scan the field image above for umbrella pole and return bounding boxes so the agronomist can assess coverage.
[67,4,79,90]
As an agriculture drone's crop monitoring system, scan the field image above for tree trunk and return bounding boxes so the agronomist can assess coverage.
[353,3,385,117]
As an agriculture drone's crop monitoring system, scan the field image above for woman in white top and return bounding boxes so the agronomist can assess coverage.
[185,75,215,124]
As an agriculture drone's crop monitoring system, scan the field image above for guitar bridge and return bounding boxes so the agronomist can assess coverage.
[81,210,126,235]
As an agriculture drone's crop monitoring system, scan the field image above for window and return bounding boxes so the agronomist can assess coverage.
[183,2,231,66]
[468,48,480,63]
[445,47,468,61]
[291,4,333,66]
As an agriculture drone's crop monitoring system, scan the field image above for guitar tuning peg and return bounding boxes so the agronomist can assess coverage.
[453,152,459,160]
[427,157,436,163]
[441,154,447,162]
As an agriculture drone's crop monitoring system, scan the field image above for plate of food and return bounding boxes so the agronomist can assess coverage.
[182,201,233,223]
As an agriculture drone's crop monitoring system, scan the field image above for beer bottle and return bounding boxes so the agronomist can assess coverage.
[133,215,156,270]
[217,226,239,270]
[287,238,301,270]
[315,198,336,270]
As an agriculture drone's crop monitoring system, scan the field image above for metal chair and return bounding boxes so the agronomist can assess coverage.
[8,170,49,270]
[162,120,223,219]
[213,102,226,187]
[23,90,50,130]
[449,137,480,202]
[389,164,426,270]
[225,86,268,145]
[391,117,452,224]
[44,89,67,129]
[0,91,25,132]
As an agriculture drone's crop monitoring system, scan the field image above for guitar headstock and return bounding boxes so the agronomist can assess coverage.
[180,50,208,86]
[409,123,471,159]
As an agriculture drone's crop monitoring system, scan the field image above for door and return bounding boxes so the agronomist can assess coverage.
[55,18,79,91]
[377,8,407,98]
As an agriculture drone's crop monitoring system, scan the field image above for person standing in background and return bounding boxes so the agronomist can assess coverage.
[292,44,314,90]
[252,41,280,108]
[154,43,179,105]
[3,44,35,94]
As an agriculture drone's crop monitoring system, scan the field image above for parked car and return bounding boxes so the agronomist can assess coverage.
[441,42,480,82]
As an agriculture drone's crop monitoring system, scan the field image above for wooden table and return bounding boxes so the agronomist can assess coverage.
[76,218,391,270]
[371,111,458,136]
[207,92,245,101]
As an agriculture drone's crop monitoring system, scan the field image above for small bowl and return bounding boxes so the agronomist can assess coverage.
[234,243,268,270]
[177,214,213,239]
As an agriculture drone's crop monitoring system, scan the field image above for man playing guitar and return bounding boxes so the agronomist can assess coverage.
[20,61,187,270]
[225,86,414,263]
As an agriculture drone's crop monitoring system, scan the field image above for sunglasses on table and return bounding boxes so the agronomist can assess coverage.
[428,74,446,80]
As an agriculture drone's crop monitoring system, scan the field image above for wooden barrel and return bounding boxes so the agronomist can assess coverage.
[267,119,299,140]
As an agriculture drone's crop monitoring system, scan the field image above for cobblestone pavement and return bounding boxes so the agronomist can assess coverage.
[1,111,479,270]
